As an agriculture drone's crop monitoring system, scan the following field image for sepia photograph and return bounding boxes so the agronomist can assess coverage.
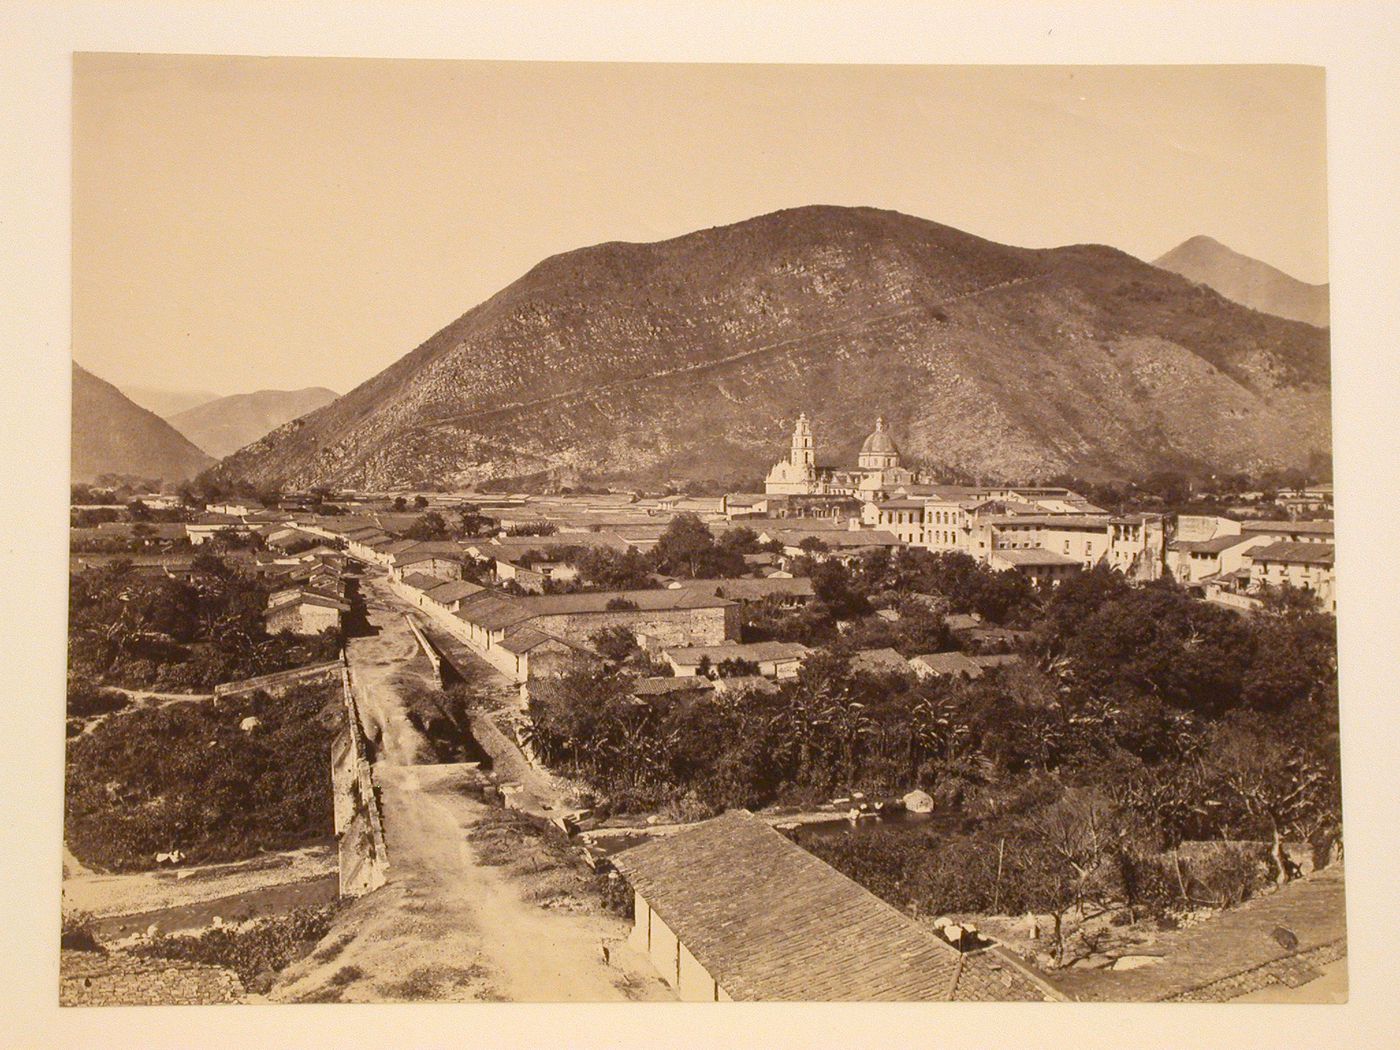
[56,52,1348,1010]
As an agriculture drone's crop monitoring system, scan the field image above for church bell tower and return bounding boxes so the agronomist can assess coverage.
[791,412,815,468]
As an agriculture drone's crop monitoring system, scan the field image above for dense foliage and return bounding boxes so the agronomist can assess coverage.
[64,682,342,871]
[68,554,341,691]
[526,561,1340,948]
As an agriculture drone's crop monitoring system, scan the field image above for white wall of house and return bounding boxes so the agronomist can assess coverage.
[628,891,728,1002]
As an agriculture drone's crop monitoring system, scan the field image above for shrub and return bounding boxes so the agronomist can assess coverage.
[65,682,341,871]
[66,678,130,718]
[1185,842,1270,907]
[132,902,341,985]
[61,909,101,952]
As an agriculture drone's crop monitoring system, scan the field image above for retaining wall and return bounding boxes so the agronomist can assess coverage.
[403,614,445,685]
[332,664,389,897]
[214,659,344,700]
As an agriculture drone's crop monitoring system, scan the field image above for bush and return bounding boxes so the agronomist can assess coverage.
[66,677,130,718]
[61,909,101,952]
[132,902,341,985]
[1184,842,1270,907]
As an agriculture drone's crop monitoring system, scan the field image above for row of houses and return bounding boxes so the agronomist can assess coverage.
[1166,517,1336,612]
[872,488,1167,583]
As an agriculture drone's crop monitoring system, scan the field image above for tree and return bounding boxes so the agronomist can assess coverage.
[456,505,497,538]
[412,495,429,509]
[590,625,640,665]
[406,511,450,540]
[654,514,718,578]
[1200,717,1339,884]
[392,496,407,511]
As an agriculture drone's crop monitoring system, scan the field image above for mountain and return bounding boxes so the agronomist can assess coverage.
[1153,236,1329,328]
[119,384,224,419]
[167,387,340,459]
[217,206,1331,491]
[72,363,216,483]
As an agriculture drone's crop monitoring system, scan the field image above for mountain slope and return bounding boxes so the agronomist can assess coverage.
[168,387,340,459]
[218,206,1331,490]
[1153,236,1329,328]
[119,384,223,418]
[72,363,216,483]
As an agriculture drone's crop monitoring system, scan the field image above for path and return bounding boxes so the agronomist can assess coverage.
[273,572,670,1002]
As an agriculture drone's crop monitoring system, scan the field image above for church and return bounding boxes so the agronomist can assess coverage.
[764,413,923,499]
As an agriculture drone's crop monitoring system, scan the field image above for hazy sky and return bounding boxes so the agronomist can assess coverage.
[73,56,1328,396]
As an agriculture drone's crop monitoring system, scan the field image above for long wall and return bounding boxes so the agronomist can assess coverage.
[332,664,389,897]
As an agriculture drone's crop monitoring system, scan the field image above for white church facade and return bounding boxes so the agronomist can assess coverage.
[764,413,924,500]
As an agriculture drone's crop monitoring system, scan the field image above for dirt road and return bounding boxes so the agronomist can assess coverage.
[273,572,669,1002]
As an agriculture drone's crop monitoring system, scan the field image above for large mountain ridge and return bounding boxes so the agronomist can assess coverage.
[217,206,1331,490]
[72,363,216,483]
[1154,235,1329,328]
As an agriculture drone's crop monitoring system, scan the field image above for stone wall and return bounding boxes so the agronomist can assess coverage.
[214,658,344,700]
[334,665,389,897]
[402,613,446,685]
[60,950,243,1006]
[535,605,735,650]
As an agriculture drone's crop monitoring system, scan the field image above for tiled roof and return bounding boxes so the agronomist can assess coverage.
[984,514,1114,529]
[910,651,985,678]
[672,577,815,601]
[664,641,811,666]
[425,579,485,604]
[631,676,717,698]
[518,589,734,615]
[499,625,581,655]
[1247,541,1335,566]
[991,548,1082,566]
[400,572,447,591]
[263,592,349,615]
[454,594,536,632]
[611,811,1055,1001]
[393,549,463,567]
[1241,520,1334,536]
[774,529,902,548]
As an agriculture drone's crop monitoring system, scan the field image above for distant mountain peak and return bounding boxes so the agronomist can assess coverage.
[1153,237,1328,327]
[167,386,340,459]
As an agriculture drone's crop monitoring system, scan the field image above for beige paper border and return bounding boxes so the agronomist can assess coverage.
[3,2,1399,1047]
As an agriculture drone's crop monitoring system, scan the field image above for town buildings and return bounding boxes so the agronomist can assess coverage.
[764,414,925,500]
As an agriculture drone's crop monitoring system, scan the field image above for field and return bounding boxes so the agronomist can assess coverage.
[64,681,342,872]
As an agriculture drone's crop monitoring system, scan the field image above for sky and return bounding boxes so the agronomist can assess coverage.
[73,56,1328,397]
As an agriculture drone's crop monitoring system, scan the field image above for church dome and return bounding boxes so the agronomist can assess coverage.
[860,417,900,459]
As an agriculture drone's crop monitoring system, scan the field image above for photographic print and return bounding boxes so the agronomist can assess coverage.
[61,56,1342,1006]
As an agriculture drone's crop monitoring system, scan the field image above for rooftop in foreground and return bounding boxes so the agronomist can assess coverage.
[610,810,1060,1002]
